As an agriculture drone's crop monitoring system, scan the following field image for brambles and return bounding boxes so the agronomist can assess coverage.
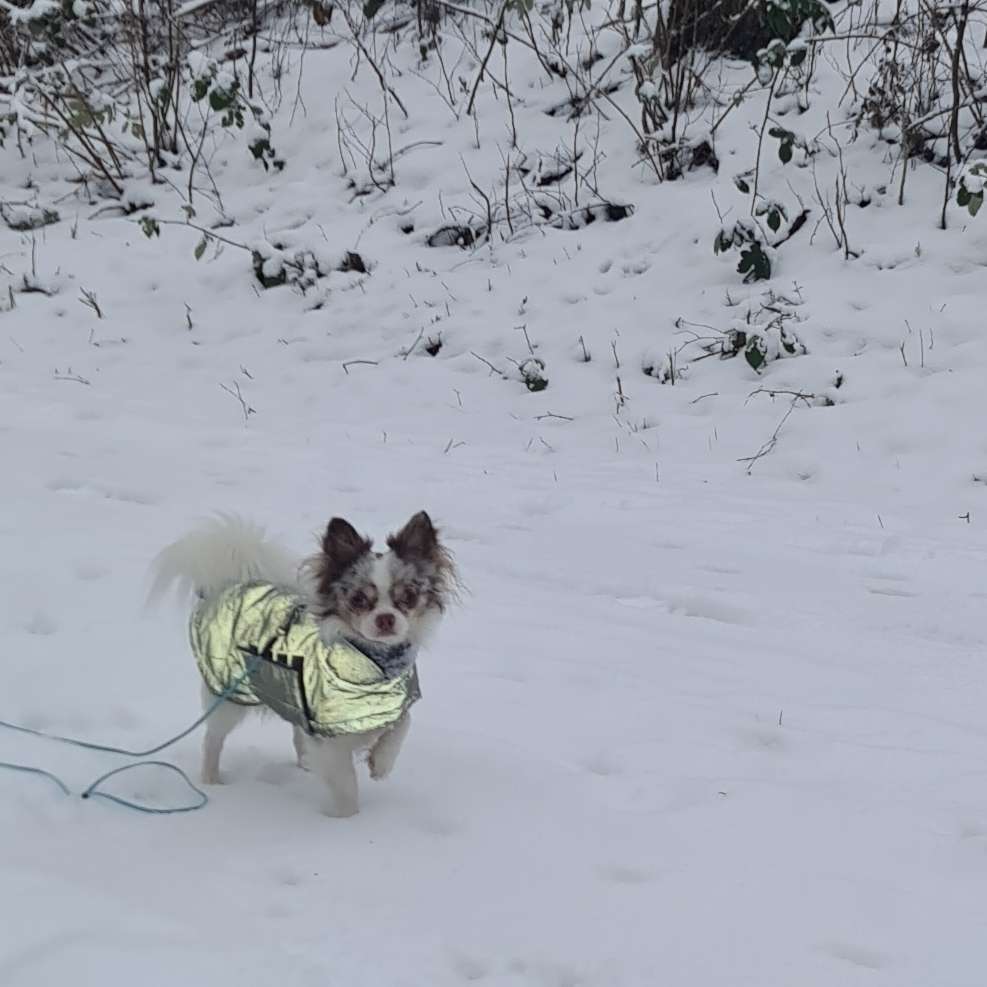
[645,291,808,383]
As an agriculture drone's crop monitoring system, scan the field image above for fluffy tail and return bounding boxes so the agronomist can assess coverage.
[148,514,299,604]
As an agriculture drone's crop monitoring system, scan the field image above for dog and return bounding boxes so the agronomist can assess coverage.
[150,511,457,817]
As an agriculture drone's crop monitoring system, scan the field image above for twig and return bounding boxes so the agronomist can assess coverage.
[517,323,535,355]
[78,287,102,319]
[466,0,510,116]
[737,394,808,474]
[471,351,505,376]
[615,375,627,412]
[400,328,424,360]
[53,369,91,386]
[220,381,255,423]
[535,412,574,421]
[752,69,780,210]
[745,387,816,405]
[342,359,379,374]
[141,218,251,253]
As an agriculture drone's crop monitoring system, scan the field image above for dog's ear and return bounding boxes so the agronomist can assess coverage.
[322,518,372,568]
[388,511,440,562]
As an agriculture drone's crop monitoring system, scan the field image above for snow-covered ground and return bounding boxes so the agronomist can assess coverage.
[2,3,987,984]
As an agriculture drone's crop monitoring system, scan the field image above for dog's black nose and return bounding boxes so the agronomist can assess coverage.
[375,612,396,635]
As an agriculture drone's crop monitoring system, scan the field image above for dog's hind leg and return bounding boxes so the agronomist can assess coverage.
[201,683,248,785]
[307,738,359,817]
[292,725,309,770]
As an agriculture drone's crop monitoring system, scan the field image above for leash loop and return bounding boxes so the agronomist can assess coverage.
[0,661,257,815]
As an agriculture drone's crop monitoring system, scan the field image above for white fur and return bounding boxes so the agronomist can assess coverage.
[354,554,410,643]
[150,514,421,818]
[148,514,298,603]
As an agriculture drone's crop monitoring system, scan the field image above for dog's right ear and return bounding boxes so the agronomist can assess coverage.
[322,518,372,567]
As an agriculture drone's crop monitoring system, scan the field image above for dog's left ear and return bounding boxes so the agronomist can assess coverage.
[388,511,439,561]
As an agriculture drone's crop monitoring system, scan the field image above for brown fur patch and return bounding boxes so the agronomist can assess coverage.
[387,511,459,612]
[310,517,372,617]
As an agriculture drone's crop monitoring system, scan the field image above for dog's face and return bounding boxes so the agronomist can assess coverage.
[310,511,455,648]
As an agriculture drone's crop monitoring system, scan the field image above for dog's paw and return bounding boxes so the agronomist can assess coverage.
[368,752,395,780]
[324,801,359,819]
[200,771,225,786]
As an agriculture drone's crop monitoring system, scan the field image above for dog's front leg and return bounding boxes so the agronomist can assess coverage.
[369,712,411,780]
[307,737,359,817]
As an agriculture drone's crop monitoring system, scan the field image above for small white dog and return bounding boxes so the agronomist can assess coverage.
[150,512,457,817]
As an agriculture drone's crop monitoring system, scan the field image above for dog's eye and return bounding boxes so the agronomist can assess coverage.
[394,587,419,611]
[350,591,372,611]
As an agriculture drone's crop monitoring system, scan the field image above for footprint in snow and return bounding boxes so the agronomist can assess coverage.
[698,563,742,575]
[654,539,688,551]
[274,867,305,887]
[408,814,463,838]
[666,594,754,626]
[97,486,158,506]
[46,477,85,493]
[45,478,157,506]
[621,259,650,276]
[734,725,788,753]
[958,821,987,841]
[862,569,908,582]
[866,584,918,598]
[578,754,622,777]
[256,762,300,786]
[819,941,888,970]
[24,613,58,636]
[599,863,657,886]
[449,952,488,982]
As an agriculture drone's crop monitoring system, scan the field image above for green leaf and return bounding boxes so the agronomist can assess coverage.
[737,242,771,283]
[970,193,983,217]
[957,185,971,207]
[723,329,746,356]
[210,88,234,112]
[194,236,208,260]
[767,208,782,232]
[734,175,751,194]
[139,217,160,238]
[769,128,794,165]
[744,335,766,372]
[249,137,273,162]
[363,0,387,18]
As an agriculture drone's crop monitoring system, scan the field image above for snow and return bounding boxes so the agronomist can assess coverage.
[2,3,987,985]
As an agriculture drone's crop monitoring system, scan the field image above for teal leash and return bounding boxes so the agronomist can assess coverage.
[0,662,257,815]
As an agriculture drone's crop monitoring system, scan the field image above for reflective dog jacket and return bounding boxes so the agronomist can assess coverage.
[190,582,420,737]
